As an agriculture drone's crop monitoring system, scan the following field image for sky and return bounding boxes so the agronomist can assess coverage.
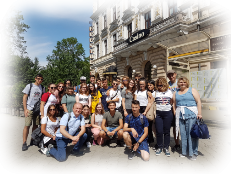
[1,0,95,67]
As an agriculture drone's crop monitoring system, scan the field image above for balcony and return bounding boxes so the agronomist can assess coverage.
[150,12,188,36]
[109,19,119,32]
[94,34,100,43]
[101,27,108,38]
[91,53,115,67]
[113,40,128,52]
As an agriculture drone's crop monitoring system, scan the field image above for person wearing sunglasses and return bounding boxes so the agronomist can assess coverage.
[106,79,122,112]
[54,82,65,117]
[120,76,129,93]
[22,74,45,151]
[40,105,59,154]
[154,77,173,157]
[40,83,58,119]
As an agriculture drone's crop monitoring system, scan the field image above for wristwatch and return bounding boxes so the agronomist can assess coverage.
[137,142,141,146]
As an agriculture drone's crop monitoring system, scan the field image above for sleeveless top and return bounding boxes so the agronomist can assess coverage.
[95,114,103,126]
[175,87,197,119]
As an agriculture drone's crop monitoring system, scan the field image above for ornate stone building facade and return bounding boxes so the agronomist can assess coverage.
[89,0,230,94]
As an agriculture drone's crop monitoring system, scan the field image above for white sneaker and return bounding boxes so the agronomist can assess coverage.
[41,147,48,155]
[86,142,91,148]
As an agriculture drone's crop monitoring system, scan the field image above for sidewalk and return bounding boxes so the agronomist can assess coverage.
[1,110,231,174]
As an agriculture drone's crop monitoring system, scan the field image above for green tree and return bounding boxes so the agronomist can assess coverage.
[42,37,90,87]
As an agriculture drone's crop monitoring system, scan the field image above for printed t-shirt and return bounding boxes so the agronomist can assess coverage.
[91,90,102,113]
[100,86,112,111]
[103,111,123,128]
[22,83,45,110]
[41,116,59,143]
[76,93,91,105]
[41,93,58,117]
[121,90,133,110]
[134,90,148,106]
[168,80,179,93]
[155,89,173,111]
[106,89,122,109]
[61,94,76,113]
[56,112,85,139]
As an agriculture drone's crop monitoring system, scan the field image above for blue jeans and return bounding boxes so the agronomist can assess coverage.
[179,117,198,157]
[50,132,87,162]
[155,110,173,149]
[104,127,122,138]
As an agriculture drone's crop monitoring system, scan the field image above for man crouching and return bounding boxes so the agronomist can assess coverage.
[123,100,150,161]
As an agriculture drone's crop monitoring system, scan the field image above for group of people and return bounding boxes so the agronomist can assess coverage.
[21,70,202,162]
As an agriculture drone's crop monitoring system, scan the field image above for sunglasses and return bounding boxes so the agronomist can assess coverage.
[157,85,163,87]
[113,83,118,85]
[58,86,64,88]
[49,109,56,111]
[135,79,139,81]
[50,87,56,89]
[123,80,127,82]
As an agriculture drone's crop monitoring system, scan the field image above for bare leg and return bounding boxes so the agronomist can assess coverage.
[117,130,124,140]
[140,150,150,161]
[23,126,30,143]
[123,132,132,149]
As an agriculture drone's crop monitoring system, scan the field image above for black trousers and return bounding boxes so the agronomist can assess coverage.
[85,127,92,142]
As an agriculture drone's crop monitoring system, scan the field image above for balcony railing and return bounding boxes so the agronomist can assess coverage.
[101,27,108,38]
[109,19,119,32]
[93,34,100,43]
[113,40,128,52]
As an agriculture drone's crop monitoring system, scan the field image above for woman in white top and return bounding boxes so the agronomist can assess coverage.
[91,103,105,146]
[40,83,58,118]
[76,83,91,108]
[41,105,59,154]
[155,77,173,157]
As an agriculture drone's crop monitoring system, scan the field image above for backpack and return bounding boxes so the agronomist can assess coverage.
[28,83,45,116]
[127,114,144,128]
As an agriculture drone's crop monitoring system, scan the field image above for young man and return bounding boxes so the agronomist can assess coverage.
[106,79,122,112]
[96,78,102,90]
[47,103,87,162]
[99,78,112,112]
[99,101,124,146]
[123,100,150,161]
[22,74,45,151]
[74,76,86,94]
[89,75,97,88]
[166,70,180,152]
[135,74,141,87]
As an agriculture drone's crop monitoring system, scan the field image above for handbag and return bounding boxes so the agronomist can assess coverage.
[146,92,156,122]
[190,119,210,139]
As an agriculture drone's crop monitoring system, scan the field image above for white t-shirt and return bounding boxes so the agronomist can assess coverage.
[134,90,148,106]
[22,83,45,110]
[155,89,173,111]
[106,89,122,109]
[76,93,91,105]
[95,114,103,126]
[41,117,59,144]
[44,94,58,117]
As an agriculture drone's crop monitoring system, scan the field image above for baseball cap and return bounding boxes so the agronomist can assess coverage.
[80,76,86,80]
[167,70,176,75]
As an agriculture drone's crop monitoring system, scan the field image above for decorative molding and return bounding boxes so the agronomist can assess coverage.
[126,57,129,66]
[109,19,119,32]
[101,27,108,38]
[122,7,135,24]
[143,51,147,60]
[94,34,100,43]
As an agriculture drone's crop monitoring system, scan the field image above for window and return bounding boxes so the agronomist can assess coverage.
[97,45,99,58]
[127,0,131,8]
[104,40,107,55]
[169,0,177,16]
[113,34,117,46]
[144,61,152,81]
[113,6,116,21]
[128,23,132,38]
[96,22,99,34]
[145,11,151,29]
[96,0,99,9]
[128,67,132,79]
[104,15,107,29]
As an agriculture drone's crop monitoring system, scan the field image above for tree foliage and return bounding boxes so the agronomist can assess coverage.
[41,37,90,87]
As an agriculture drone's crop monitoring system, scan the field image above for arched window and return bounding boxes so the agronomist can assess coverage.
[128,66,132,79]
[144,61,152,81]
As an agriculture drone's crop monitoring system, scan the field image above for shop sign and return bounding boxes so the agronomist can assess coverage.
[127,29,150,44]
[210,34,231,51]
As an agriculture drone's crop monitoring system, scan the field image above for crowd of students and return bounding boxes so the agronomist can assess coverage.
[21,70,202,162]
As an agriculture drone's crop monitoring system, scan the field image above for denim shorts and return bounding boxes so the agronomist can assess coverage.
[104,127,122,138]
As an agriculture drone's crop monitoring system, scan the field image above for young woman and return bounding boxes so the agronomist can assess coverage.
[76,83,91,108]
[120,76,129,92]
[89,82,102,114]
[40,83,58,118]
[54,82,65,117]
[172,76,202,160]
[82,105,92,148]
[64,79,72,94]
[61,86,76,113]
[41,105,59,154]
[91,103,105,145]
[155,77,173,157]
[121,79,136,117]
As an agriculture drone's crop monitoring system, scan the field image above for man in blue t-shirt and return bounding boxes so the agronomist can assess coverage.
[46,103,87,162]
[99,78,112,112]
[123,100,150,161]
[74,76,86,94]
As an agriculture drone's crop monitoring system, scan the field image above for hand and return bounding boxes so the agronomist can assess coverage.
[133,142,139,151]
[142,112,146,116]
[71,135,79,142]
[40,115,44,119]
[197,114,202,119]
[53,136,56,141]
[131,128,138,138]
[72,141,78,145]
[85,124,90,127]
[24,109,29,117]
[106,90,110,96]
[120,84,124,88]
[147,91,152,97]
[124,110,128,116]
